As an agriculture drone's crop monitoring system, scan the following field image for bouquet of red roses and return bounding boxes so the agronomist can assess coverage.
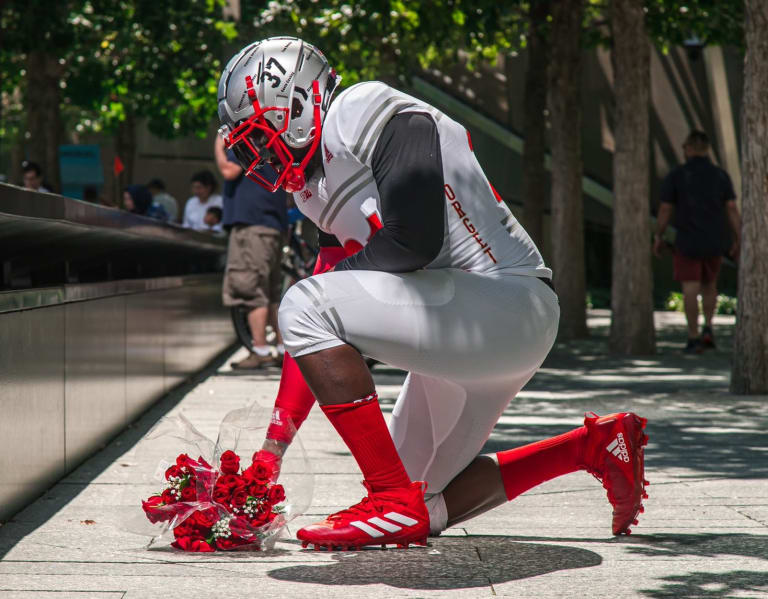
[125,403,313,553]
[141,449,286,551]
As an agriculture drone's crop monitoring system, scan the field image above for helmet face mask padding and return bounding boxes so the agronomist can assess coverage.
[218,37,340,193]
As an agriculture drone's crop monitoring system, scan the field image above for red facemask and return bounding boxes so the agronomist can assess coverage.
[222,78,322,194]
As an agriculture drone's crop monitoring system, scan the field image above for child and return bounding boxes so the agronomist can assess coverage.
[203,206,223,233]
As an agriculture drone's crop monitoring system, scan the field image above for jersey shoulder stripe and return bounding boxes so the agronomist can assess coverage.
[324,81,428,166]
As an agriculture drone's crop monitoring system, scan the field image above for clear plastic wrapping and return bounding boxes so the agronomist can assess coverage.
[123,403,312,552]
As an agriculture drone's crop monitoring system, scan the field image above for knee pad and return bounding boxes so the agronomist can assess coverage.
[278,280,344,357]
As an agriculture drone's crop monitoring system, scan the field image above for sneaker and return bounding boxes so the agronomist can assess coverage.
[684,338,703,354]
[231,353,278,370]
[297,481,429,551]
[700,326,716,349]
[582,412,649,535]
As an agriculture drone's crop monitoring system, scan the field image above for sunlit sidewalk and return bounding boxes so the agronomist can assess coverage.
[0,311,766,598]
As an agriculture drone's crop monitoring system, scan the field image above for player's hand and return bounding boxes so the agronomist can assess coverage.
[652,234,665,258]
[254,439,288,482]
[729,238,740,261]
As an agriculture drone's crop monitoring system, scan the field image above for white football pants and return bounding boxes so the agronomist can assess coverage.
[279,269,559,529]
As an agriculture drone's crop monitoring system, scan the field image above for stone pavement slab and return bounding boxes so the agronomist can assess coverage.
[1,312,767,598]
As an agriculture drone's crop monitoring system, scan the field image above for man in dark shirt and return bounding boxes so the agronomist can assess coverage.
[214,136,289,369]
[654,130,741,353]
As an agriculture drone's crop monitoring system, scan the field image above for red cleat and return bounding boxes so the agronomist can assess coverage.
[297,481,429,551]
[582,412,649,535]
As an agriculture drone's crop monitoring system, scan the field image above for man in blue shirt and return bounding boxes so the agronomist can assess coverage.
[214,136,289,368]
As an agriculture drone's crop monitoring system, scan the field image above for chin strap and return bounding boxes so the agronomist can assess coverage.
[283,80,323,193]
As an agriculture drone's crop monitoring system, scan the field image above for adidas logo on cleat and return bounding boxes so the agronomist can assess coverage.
[349,512,419,538]
[606,433,630,463]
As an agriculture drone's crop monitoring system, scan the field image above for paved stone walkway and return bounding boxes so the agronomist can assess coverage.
[1,311,766,598]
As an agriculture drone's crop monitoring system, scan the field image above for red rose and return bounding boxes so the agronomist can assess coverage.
[142,496,171,523]
[231,488,248,508]
[161,488,176,505]
[175,453,192,468]
[217,474,244,490]
[216,535,249,551]
[213,487,231,504]
[250,503,275,527]
[193,508,218,529]
[173,519,196,538]
[252,449,280,466]
[250,510,270,528]
[228,516,251,537]
[165,465,183,480]
[248,482,267,498]
[180,486,197,501]
[250,462,273,483]
[266,484,285,505]
[172,536,214,552]
[220,450,241,475]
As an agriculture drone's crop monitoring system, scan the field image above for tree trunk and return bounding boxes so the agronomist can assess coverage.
[547,0,588,340]
[520,0,550,251]
[25,51,63,193]
[608,0,656,354]
[731,0,768,394]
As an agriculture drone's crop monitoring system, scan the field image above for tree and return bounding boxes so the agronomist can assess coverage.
[608,0,655,354]
[0,1,78,191]
[548,0,589,340]
[731,0,768,394]
[0,1,237,192]
[520,0,550,250]
[65,0,237,186]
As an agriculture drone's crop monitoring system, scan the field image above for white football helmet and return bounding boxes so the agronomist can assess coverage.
[217,37,340,193]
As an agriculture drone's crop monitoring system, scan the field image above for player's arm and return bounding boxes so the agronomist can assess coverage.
[721,170,740,260]
[334,112,445,272]
[725,200,740,259]
[654,173,676,258]
[214,135,243,181]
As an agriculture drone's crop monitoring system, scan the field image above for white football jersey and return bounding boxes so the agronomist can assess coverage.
[293,81,551,278]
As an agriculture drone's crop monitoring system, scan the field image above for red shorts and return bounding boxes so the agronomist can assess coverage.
[673,253,722,284]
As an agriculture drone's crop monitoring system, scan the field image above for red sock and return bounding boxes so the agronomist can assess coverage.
[321,393,412,492]
[266,354,316,443]
[497,426,587,500]
[265,246,351,444]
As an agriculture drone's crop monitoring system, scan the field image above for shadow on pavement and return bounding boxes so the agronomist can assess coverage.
[267,535,602,589]
[640,570,768,598]
[0,348,236,560]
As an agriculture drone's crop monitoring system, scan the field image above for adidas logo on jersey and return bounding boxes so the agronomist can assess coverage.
[606,433,630,463]
[349,512,419,538]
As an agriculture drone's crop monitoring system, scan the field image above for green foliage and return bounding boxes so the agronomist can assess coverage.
[0,0,238,141]
[246,0,527,86]
[580,0,744,50]
[645,0,744,51]
[665,291,685,311]
[664,291,738,314]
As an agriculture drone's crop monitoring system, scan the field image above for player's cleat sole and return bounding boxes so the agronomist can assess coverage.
[300,537,429,551]
[583,412,649,535]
